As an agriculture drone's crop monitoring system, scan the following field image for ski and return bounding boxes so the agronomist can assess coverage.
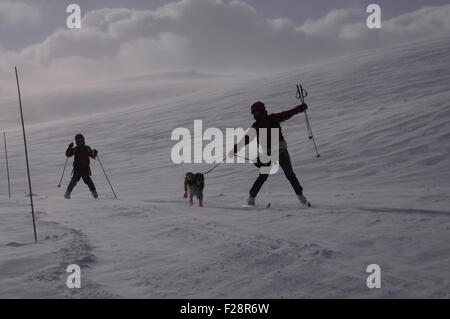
[241,202,271,209]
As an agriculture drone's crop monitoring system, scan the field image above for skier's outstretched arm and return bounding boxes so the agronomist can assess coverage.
[272,103,307,122]
[66,143,74,157]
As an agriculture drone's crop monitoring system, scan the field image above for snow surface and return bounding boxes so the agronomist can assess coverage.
[0,36,449,298]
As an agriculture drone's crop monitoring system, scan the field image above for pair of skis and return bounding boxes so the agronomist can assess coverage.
[241,202,272,209]
[242,201,312,209]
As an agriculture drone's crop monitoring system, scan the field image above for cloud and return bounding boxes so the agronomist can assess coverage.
[1,0,450,93]
[383,5,450,38]
[299,9,363,38]
[0,1,42,26]
[13,0,338,79]
[339,5,450,42]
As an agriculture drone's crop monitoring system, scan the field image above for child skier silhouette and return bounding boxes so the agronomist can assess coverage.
[64,134,98,199]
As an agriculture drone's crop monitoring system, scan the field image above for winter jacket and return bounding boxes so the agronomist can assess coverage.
[236,105,306,153]
[66,145,97,167]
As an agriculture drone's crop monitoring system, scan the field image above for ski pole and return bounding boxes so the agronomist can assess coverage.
[96,155,118,199]
[304,111,320,158]
[4,132,11,198]
[296,83,321,158]
[296,84,313,139]
[57,157,69,188]
[305,110,313,140]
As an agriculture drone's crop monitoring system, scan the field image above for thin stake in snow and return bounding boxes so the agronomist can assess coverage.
[4,132,11,198]
[96,155,118,199]
[15,66,37,243]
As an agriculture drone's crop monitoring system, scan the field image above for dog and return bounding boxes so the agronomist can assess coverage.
[184,172,205,207]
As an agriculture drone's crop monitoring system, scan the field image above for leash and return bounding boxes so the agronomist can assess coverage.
[202,152,261,175]
[202,161,224,175]
[202,155,229,175]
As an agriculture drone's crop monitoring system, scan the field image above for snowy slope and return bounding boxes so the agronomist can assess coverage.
[0,36,449,298]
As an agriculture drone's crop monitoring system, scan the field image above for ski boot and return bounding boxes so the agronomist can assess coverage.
[298,194,311,207]
[64,192,71,200]
[91,190,98,199]
[247,196,256,206]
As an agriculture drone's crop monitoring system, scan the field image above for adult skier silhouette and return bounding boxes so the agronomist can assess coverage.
[232,101,311,207]
[64,134,99,199]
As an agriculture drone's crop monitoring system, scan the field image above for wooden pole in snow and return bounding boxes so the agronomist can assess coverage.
[15,66,37,243]
[4,132,11,198]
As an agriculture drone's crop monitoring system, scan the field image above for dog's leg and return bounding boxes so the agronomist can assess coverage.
[189,193,194,206]
[198,191,204,207]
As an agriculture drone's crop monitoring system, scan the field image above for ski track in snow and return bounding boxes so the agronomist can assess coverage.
[0,198,114,298]
[2,190,448,298]
[0,36,449,298]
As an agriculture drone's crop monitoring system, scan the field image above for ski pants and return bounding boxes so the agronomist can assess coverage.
[249,148,303,198]
[66,166,96,193]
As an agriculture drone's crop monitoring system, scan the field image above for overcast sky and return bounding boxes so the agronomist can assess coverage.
[1,0,449,51]
[0,0,449,94]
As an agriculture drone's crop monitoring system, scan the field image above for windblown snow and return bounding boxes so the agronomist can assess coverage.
[0,36,449,298]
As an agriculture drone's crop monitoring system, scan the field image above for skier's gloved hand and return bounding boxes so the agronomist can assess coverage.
[67,142,74,150]
[297,103,308,113]
[92,149,98,158]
